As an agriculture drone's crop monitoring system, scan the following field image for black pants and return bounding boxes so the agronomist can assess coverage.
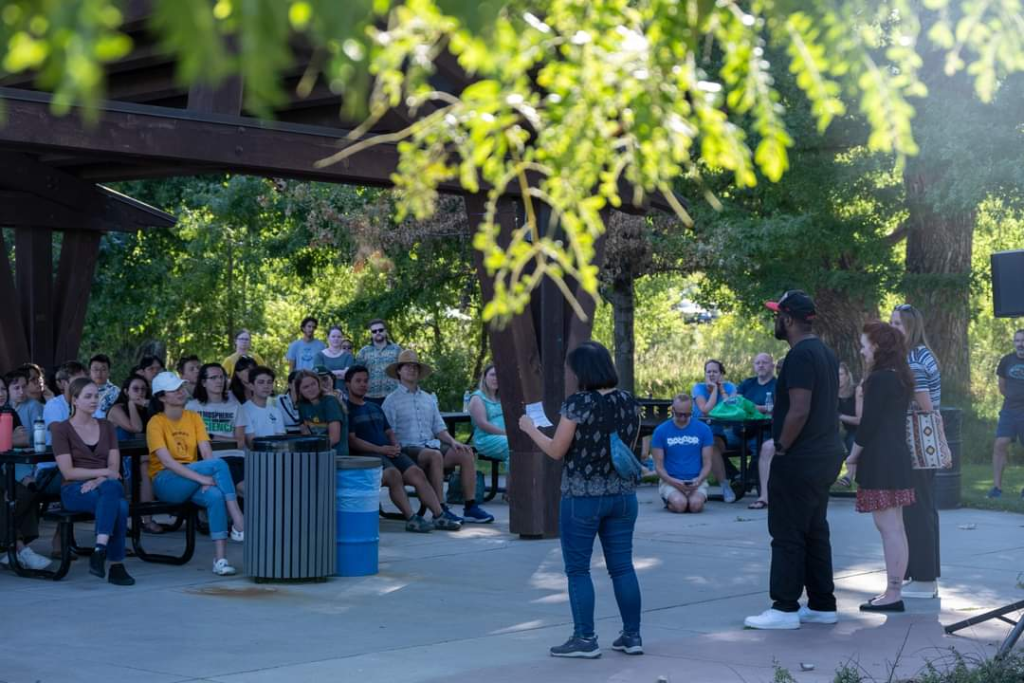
[767,455,842,612]
[0,480,41,546]
[903,468,940,582]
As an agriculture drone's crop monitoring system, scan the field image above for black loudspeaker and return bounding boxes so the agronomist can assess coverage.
[992,250,1024,318]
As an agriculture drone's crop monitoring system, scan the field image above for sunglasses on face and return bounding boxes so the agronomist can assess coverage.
[895,304,914,312]
[673,411,692,418]
[371,329,385,334]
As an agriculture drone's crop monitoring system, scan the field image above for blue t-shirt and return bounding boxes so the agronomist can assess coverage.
[651,419,714,480]
[346,400,391,448]
[691,382,737,418]
[737,376,777,407]
[287,338,327,371]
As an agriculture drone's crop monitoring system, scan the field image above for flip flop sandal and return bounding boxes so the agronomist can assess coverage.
[747,500,768,510]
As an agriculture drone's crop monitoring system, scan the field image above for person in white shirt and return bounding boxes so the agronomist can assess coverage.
[185,363,248,496]
[243,366,287,445]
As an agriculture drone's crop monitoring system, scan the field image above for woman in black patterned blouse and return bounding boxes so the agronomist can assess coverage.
[519,341,642,659]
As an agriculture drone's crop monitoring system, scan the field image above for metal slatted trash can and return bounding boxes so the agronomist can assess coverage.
[245,435,335,582]
[336,456,382,577]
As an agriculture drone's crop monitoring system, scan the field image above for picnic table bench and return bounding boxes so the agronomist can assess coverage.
[1,440,235,580]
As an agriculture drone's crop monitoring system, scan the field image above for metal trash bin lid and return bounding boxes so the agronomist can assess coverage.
[252,435,330,452]
[336,455,383,469]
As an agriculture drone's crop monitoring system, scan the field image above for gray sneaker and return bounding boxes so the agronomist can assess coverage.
[550,635,600,658]
[431,513,462,531]
[722,482,737,503]
[404,514,433,533]
[611,631,643,655]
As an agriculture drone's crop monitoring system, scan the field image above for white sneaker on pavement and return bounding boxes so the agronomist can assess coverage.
[902,580,938,599]
[18,547,53,571]
[744,608,800,630]
[722,483,737,504]
[797,605,838,624]
[212,558,237,576]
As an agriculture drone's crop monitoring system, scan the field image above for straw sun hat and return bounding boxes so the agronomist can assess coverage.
[385,349,434,380]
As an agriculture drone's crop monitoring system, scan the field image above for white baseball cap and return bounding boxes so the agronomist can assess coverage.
[151,371,186,395]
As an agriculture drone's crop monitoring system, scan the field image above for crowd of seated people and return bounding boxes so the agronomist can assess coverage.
[0,316,509,579]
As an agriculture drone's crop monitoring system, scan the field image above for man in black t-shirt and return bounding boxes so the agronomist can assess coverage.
[990,329,1024,497]
[745,290,845,630]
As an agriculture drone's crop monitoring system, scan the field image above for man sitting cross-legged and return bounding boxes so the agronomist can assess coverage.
[345,365,461,533]
[381,350,494,524]
[652,394,714,513]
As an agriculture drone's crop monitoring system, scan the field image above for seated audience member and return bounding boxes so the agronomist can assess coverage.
[692,359,738,503]
[296,370,348,455]
[382,350,494,524]
[652,394,714,513]
[1,375,31,449]
[316,326,356,392]
[222,329,266,378]
[88,354,120,419]
[147,372,244,575]
[136,355,165,385]
[345,365,461,532]
[176,355,201,398]
[733,353,778,511]
[229,356,257,405]
[315,365,343,402]
[7,369,43,431]
[51,378,134,585]
[0,374,48,570]
[41,361,88,479]
[278,370,302,434]
[243,366,287,445]
[468,364,510,463]
[107,373,162,533]
[17,362,52,403]
[186,364,248,495]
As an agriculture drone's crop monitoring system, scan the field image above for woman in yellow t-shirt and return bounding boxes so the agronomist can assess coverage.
[146,372,245,576]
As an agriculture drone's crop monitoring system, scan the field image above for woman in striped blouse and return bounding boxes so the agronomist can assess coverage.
[890,304,942,599]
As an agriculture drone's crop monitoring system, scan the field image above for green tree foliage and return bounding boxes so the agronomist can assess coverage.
[4,1,1024,321]
[80,176,482,408]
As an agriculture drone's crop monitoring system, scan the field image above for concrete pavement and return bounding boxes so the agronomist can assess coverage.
[2,486,1023,682]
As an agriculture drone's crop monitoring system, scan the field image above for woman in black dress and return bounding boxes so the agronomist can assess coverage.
[846,321,916,612]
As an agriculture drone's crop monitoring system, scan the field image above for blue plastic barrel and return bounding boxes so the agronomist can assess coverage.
[335,456,382,576]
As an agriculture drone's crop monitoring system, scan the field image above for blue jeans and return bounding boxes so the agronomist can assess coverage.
[153,459,237,541]
[559,494,641,639]
[60,480,129,562]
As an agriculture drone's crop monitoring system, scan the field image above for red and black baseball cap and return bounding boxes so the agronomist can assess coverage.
[765,290,816,320]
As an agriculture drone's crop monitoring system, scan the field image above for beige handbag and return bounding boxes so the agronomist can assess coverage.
[906,410,952,470]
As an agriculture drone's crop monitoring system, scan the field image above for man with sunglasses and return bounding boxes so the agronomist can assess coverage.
[356,319,403,406]
[651,394,714,513]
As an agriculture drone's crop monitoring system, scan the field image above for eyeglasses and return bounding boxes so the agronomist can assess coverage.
[371,328,385,334]
[672,411,692,418]
[341,344,353,350]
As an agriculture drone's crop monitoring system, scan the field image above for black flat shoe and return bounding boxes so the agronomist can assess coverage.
[108,564,135,586]
[859,599,904,613]
[89,547,107,579]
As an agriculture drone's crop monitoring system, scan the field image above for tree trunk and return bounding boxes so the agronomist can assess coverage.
[812,287,877,379]
[903,169,974,400]
[609,272,636,393]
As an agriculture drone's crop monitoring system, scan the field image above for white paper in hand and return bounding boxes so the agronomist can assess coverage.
[525,401,553,428]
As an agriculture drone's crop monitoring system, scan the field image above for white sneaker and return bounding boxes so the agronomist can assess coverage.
[230,527,244,542]
[797,605,838,624]
[722,483,737,504]
[212,558,237,576]
[18,547,53,571]
[902,580,938,599]
[744,608,800,630]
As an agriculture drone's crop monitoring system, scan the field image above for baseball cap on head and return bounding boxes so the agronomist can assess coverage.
[765,290,816,320]
[151,371,186,394]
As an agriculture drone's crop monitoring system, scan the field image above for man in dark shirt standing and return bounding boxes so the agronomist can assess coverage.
[989,329,1024,497]
[745,290,845,630]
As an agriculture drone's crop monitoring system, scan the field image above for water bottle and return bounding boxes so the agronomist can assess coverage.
[33,419,46,453]
[0,412,12,452]
[764,392,774,414]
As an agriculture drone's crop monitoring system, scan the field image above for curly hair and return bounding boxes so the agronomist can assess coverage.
[862,321,914,393]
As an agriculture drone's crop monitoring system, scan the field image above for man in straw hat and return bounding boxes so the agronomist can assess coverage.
[382,350,495,524]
